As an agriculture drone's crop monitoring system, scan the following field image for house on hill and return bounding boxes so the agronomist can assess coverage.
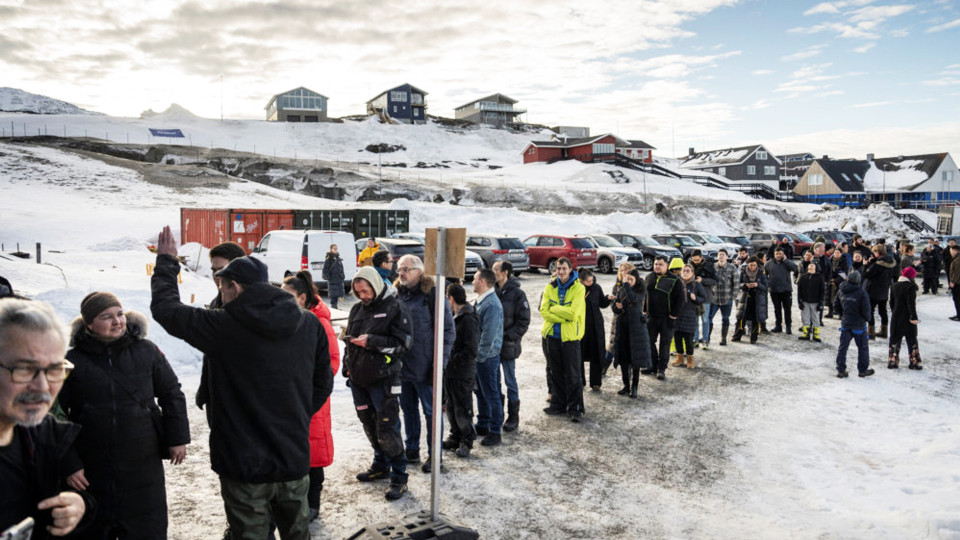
[454,93,526,126]
[862,153,959,208]
[522,134,625,164]
[793,158,868,207]
[680,144,781,184]
[265,87,328,122]
[777,152,815,189]
[616,140,655,163]
[366,83,427,124]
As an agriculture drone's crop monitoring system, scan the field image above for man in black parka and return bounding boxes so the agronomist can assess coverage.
[151,226,333,540]
[493,260,530,432]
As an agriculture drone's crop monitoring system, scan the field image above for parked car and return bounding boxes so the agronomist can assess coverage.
[802,230,853,247]
[606,233,682,271]
[251,230,357,288]
[783,231,814,254]
[390,232,485,279]
[523,234,598,272]
[653,233,717,260]
[747,232,785,254]
[672,231,739,258]
[718,235,754,254]
[577,234,643,274]
[354,237,426,271]
[465,234,530,275]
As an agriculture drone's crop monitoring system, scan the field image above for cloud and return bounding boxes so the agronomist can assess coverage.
[803,0,876,16]
[781,45,826,61]
[752,69,775,75]
[927,18,960,32]
[848,4,915,23]
[793,1,915,40]
[852,42,876,52]
[741,99,772,110]
[769,122,960,158]
[851,101,891,108]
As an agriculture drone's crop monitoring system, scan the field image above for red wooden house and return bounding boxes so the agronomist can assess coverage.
[522,134,626,164]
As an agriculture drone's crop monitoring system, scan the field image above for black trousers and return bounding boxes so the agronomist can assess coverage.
[674,331,694,354]
[770,291,792,328]
[953,285,960,317]
[308,467,325,510]
[869,299,888,326]
[546,338,584,414]
[588,353,605,388]
[647,316,675,372]
[888,324,920,361]
[444,377,476,444]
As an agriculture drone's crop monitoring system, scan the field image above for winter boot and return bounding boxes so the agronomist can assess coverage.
[503,401,520,432]
[456,440,472,458]
[868,325,876,340]
[672,353,685,367]
[749,323,759,344]
[812,327,822,343]
[385,478,408,501]
[908,348,923,370]
[686,354,695,369]
[405,448,421,464]
[732,321,744,342]
[797,326,810,340]
[888,344,900,369]
[786,324,793,335]
[760,322,770,335]
[629,370,639,398]
[720,322,729,346]
[877,325,888,339]
[771,324,783,333]
[356,465,390,482]
[480,433,502,446]
[858,368,876,378]
[442,437,460,450]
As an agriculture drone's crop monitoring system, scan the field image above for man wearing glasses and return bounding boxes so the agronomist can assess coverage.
[1,297,92,538]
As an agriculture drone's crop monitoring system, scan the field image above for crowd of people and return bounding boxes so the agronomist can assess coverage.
[2,229,958,539]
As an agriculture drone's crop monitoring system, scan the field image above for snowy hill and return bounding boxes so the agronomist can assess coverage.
[0,87,101,115]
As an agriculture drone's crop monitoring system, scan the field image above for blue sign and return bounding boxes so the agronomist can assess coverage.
[148,128,185,138]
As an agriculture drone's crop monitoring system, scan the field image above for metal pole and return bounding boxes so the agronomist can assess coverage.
[36,243,41,264]
[430,227,446,521]
[379,153,383,201]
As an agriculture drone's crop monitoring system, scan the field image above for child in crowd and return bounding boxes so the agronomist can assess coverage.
[797,261,826,342]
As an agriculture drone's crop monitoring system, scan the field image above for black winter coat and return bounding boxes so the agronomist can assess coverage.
[838,280,872,330]
[889,278,919,335]
[151,253,333,484]
[1,417,96,540]
[797,273,826,307]
[60,312,188,538]
[735,268,768,321]
[343,285,414,387]
[644,273,684,319]
[580,281,611,363]
[676,280,706,334]
[496,277,531,361]
[688,258,718,303]
[612,285,651,369]
[764,258,799,293]
[447,304,479,379]
[395,276,454,383]
[920,246,942,278]
[322,252,346,298]
[863,254,897,301]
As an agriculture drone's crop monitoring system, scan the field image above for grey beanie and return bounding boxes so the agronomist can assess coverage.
[847,270,862,285]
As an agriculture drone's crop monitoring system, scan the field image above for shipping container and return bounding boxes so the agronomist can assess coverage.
[293,209,356,232]
[353,209,409,239]
[180,208,295,254]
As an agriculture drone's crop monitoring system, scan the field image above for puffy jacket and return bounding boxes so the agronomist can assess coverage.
[764,258,799,293]
[796,273,825,307]
[343,284,413,387]
[476,290,504,361]
[889,278,918,335]
[308,298,340,469]
[863,254,897,301]
[395,276,454,382]
[496,276,531,361]
[540,272,586,342]
[611,284,651,369]
[321,253,346,298]
[447,303,479,379]
[688,257,718,302]
[358,244,379,267]
[838,280,872,330]
[151,254,333,483]
[735,268,768,321]
[676,279,706,334]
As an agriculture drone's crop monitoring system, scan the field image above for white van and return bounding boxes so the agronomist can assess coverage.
[250,230,357,288]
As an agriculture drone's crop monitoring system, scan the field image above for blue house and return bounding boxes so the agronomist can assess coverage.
[366,84,428,124]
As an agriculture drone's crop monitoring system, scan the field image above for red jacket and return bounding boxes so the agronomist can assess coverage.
[308,297,340,467]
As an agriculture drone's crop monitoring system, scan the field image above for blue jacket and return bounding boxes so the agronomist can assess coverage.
[838,280,871,332]
[396,276,455,382]
[475,289,504,362]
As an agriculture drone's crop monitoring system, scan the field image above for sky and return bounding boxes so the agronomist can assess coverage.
[1,0,959,159]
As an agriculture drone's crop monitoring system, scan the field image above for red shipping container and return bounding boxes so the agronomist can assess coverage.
[180,208,295,254]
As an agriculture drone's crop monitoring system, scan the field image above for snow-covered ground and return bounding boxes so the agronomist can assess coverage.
[2,118,958,538]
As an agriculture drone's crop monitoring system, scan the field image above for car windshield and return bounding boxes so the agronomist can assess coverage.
[499,238,525,250]
[639,236,661,246]
[677,236,699,247]
[702,233,723,243]
[590,235,622,248]
[795,232,814,242]
[571,238,594,249]
[394,245,425,257]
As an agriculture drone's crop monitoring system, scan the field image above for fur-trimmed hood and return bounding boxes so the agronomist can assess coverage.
[69,310,149,347]
[394,274,436,296]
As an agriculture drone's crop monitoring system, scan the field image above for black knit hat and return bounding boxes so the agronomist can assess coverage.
[81,291,122,324]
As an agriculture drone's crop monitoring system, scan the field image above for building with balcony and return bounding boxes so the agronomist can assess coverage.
[366,83,427,124]
[454,93,526,126]
[522,134,626,164]
[265,87,328,122]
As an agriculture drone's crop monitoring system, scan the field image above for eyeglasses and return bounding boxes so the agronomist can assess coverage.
[0,360,75,384]
[397,267,417,273]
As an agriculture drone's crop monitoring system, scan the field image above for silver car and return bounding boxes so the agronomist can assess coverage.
[579,234,643,274]
[465,234,530,275]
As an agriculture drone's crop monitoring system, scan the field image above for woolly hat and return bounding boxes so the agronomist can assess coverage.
[847,270,862,285]
[901,266,917,280]
[81,291,122,324]
[353,266,385,298]
[669,257,684,271]
[215,256,268,285]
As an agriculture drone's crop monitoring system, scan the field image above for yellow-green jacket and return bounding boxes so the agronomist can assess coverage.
[540,274,586,341]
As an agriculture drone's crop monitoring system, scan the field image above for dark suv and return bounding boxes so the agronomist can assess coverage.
[606,233,682,271]
[523,235,598,272]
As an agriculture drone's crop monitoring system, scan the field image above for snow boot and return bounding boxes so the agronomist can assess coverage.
[385,478,408,501]
[356,465,390,482]
[760,322,770,335]
[786,325,793,335]
[686,354,695,369]
[908,348,923,370]
[629,370,639,398]
[456,440,472,458]
[868,325,876,340]
[442,437,460,451]
[503,400,520,432]
[672,354,685,367]
[878,325,888,339]
[812,327,822,343]
[797,326,810,340]
[837,370,849,378]
[731,321,744,342]
[720,322,729,346]
[888,344,900,369]
[405,448,421,464]
[858,368,876,378]
[771,324,783,333]
[749,323,759,344]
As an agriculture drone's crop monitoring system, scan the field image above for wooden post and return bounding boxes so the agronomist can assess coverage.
[35,243,41,264]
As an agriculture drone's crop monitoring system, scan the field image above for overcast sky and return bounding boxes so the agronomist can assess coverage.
[2,0,958,158]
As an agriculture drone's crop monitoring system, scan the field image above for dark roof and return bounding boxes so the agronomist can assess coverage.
[680,144,781,168]
[526,133,626,149]
[454,93,518,111]
[367,83,428,104]
[265,86,328,109]
[619,140,656,150]
[874,153,948,179]
[778,152,814,162]
[816,159,869,192]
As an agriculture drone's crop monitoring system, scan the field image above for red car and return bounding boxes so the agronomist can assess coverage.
[523,235,598,272]
[782,232,814,255]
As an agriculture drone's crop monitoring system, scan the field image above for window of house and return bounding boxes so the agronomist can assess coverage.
[413,109,419,117]
[944,171,955,181]
[411,94,423,105]
[393,106,397,113]
[718,167,726,177]
[391,91,407,102]
[764,166,776,176]
[593,143,614,154]
[809,174,824,186]
[747,165,756,175]
[756,150,768,160]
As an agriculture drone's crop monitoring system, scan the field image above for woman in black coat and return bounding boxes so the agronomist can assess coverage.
[579,269,611,390]
[612,269,651,398]
[888,267,922,370]
[322,245,346,309]
[863,245,897,338]
[59,292,190,540]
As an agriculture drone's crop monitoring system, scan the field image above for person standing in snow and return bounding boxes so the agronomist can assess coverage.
[373,250,397,285]
[672,265,706,369]
[612,268,651,398]
[60,292,190,540]
[948,244,960,321]
[920,239,942,295]
[541,258,587,421]
[710,249,738,346]
[473,269,505,443]
[642,256,683,380]
[579,269,610,391]
[687,250,717,348]
[281,272,340,528]
[604,262,636,369]
[764,247,799,334]
[827,245,851,319]
[493,260,530,432]
[835,270,874,378]
[357,238,379,267]
[321,244,346,309]
[888,267,922,370]
[796,262,825,342]
[394,255,454,473]
[151,227,333,535]
[442,283,479,458]
[732,257,767,344]
[863,244,897,339]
